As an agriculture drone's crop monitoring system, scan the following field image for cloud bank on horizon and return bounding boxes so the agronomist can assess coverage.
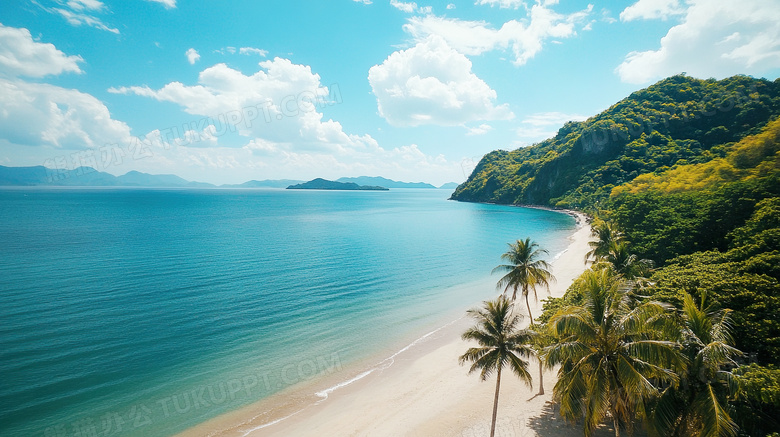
[0,0,778,185]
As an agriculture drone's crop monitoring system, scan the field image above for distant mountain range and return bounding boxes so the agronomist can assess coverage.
[287,178,389,191]
[0,166,213,188]
[0,166,458,190]
[336,176,436,189]
[222,179,305,189]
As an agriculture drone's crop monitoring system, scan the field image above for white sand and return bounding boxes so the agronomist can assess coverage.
[178,212,594,437]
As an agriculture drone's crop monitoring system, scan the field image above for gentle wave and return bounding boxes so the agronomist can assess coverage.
[239,317,463,434]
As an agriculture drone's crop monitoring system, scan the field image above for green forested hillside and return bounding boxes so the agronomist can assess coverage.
[604,116,779,263]
[452,75,780,208]
[460,75,780,435]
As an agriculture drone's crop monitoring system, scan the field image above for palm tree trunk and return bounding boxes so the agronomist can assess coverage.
[490,367,501,437]
[525,294,534,325]
[537,358,544,395]
[613,416,620,437]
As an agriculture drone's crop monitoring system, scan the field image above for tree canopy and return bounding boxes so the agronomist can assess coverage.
[452,75,780,209]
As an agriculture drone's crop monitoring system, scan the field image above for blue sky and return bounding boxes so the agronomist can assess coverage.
[1,0,779,185]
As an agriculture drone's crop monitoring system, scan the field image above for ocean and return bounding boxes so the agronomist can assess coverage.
[0,188,575,436]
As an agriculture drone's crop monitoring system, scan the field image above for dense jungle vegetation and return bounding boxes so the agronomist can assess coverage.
[453,75,780,436]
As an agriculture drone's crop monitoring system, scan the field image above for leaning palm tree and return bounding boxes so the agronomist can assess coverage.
[492,238,555,325]
[585,220,626,264]
[545,268,683,437]
[459,296,536,437]
[649,291,741,437]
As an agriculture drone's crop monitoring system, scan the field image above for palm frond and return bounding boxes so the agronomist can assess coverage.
[505,350,533,387]
[693,385,738,437]
[492,238,555,311]
[615,354,661,398]
[459,295,535,385]
[584,362,611,436]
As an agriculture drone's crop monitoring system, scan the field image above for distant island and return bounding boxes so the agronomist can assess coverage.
[287,178,389,191]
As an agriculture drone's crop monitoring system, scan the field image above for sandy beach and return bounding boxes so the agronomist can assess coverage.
[178,212,593,437]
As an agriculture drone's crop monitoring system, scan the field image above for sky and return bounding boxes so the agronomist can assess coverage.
[1,0,779,185]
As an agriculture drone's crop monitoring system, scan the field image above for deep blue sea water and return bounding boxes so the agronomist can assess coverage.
[0,188,575,436]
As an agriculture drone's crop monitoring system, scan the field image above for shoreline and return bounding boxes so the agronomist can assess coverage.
[177,209,592,437]
[512,204,588,227]
[448,197,589,227]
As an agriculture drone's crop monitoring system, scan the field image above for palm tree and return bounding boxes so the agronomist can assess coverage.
[649,291,741,437]
[459,296,536,437]
[585,220,625,264]
[544,269,683,437]
[530,326,555,396]
[492,238,555,325]
[594,240,655,280]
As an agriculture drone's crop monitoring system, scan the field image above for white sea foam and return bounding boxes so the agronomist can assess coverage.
[314,368,377,400]
[244,317,462,432]
[316,318,460,400]
[240,409,306,435]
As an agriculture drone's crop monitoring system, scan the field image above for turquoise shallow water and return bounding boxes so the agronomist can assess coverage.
[0,188,575,436]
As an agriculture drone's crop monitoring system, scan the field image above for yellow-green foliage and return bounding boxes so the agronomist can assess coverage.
[452,75,780,209]
[613,116,780,196]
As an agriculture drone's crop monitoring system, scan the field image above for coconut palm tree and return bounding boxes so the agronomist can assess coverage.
[530,326,555,396]
[585,220,626,264]
[594,240,655,280]
[545,269,683,437]
[649,291,741,437]
[459,296,536,437]
[492,238,555,325]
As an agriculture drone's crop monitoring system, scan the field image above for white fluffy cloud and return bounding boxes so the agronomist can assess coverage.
[122,125,461,185]
[237,142,457,183]
[0,26,458,184]
[109,58,380,153]
[390,0,431,14]
[0,79,132,149]
[0,24,84,77]
[620,0,685,21]
[0,24,132,152]
[466,124,493,135]
[403,1,592,65]
[368,35,513,126]
[185,48,200,65]
[403,16,501,56]
[106,58,464,183]
[617,0,780,83]
[516,111,587,143]
[391,0,417,13]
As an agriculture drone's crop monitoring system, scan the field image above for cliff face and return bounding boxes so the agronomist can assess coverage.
[451,75,780,209]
